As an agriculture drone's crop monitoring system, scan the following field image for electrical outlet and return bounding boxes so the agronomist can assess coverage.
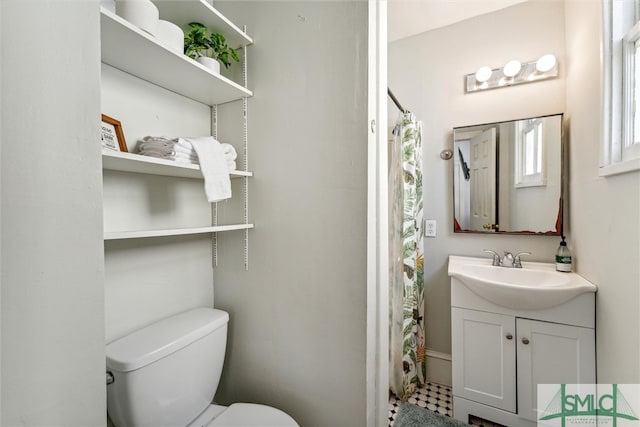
[424,219,436,237]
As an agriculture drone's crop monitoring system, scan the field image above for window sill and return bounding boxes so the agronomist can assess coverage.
[599,158,640,177]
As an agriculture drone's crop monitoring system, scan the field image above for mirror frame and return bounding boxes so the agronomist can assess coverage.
[452,113,564,236]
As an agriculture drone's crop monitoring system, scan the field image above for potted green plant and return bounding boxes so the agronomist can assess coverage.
[184,22,240,74]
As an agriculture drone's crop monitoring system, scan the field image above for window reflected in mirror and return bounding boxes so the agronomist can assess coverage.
[453,114,563,235]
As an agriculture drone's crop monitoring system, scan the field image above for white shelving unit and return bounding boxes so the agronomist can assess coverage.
[102,149,252,180]
[101,2,253,265]
[105,224,254,241]
[100,8,252,105]
[152,0,252,49]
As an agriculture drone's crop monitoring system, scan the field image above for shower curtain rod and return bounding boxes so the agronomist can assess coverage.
[387,88,407,113]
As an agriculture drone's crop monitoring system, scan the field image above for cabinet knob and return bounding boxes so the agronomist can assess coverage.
[522,337,530,345]
[506,333,513,340]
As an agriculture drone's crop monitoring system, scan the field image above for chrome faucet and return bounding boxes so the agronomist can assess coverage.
[483,250,531,268]
[512,252,531,268]
[483,249,502,266]
[503,251,515,267]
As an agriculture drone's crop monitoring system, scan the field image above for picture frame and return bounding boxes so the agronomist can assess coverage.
[101,114,128,152]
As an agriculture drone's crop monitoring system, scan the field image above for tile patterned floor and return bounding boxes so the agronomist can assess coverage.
[388,381,453,426]
[388,382,503,426]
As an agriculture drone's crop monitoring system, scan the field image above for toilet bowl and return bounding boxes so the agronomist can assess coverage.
[106,308,298,427]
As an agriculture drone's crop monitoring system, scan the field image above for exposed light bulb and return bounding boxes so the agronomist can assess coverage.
[536,54,557,73]
[503,60,522,78]
[475,66,492,83]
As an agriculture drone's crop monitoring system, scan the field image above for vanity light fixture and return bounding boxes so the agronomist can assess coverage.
[536,53,557,73]
[475,66,493,83]
[466,54,559,93]
[503,60,522,78]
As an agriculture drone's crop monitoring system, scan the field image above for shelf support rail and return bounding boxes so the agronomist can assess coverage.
[242,25,250,271]
[212,104,219,268]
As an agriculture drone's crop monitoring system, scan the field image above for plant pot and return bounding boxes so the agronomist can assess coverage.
[196,57,221,74]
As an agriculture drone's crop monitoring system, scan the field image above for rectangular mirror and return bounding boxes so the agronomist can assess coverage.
[453,113,563,235]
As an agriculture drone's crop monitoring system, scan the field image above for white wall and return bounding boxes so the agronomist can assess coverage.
[1,1,106,425]
[564,1,640,383]
[389,1,566,366]
[212,2,369,426]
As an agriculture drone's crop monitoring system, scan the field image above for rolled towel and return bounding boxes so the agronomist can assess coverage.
[220,143,237,161]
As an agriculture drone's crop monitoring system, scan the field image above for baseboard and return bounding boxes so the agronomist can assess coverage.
[425,350,452,386]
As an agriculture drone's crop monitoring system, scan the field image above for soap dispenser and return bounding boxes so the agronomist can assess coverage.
[555,236,572,272]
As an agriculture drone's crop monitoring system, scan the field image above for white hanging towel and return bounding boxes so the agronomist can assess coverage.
[180,136,232,202]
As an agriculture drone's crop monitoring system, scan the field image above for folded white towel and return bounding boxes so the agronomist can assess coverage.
[181,137,231,202]
[176,138,193,151]
[138,151,199,164]
[138,147,198,159]
[137,137,242,175]
[174,156,199,165]
[174,144,196,157]
[174,151,198,160]
[142,136,178,145]
[140,136,178,150]
[139,144,173,155]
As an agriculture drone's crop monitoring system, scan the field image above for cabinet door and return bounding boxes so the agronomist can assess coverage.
[452,308,516,412]
[516,319,595,422]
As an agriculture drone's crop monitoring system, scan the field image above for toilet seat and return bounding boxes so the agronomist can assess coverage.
[195,403,298,427]
[209,403,298,426]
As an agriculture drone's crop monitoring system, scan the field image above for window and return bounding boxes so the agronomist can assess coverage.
[515,119,545,187]
[623,20,640,159]
[601,0,640,175]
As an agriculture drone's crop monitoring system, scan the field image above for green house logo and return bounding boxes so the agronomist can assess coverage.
[538,384,640,427]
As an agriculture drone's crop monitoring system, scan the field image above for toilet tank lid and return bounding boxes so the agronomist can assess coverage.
[106,308,229,372]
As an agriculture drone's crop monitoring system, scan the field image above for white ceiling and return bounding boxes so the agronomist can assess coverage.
[388,0,528,42]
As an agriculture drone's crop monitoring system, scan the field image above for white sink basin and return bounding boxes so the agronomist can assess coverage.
[448,255,597,310]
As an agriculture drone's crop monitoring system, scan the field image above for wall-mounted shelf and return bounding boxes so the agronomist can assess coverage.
[101,1,252,267]
[105,224,254,240]
[152,0,253,49]
[100,8,252,106]
[102,149,252,179]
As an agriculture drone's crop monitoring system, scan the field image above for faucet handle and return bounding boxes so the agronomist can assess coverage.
[513,251,531,268]
[483,249,502,266]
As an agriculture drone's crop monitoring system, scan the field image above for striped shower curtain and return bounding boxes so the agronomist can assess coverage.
[389,112,425,400]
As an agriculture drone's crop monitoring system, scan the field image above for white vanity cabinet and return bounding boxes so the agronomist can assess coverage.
[449,257,596,427]
[452,308,595,425]
[452,308,516,413]
[515,318,595,422]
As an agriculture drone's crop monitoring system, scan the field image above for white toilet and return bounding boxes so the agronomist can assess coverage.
[106,308,299,427]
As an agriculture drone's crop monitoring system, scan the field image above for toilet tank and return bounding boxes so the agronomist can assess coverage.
[106,308,229,427]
